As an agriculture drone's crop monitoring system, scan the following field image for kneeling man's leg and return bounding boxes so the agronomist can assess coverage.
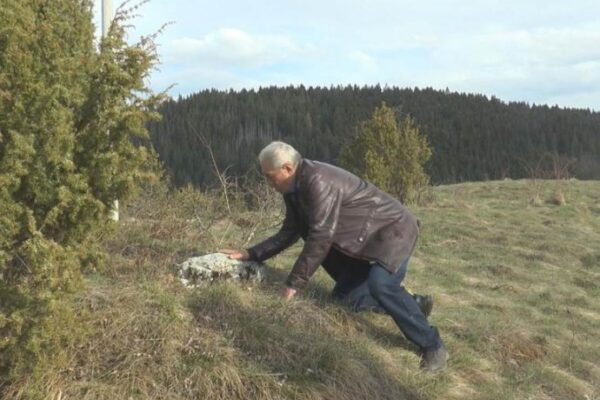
[333,279,386,313]
[367,260,442,351]
[332,267,434,318]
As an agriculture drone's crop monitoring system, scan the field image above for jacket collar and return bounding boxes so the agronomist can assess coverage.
[293,158,306,192]
[284,158,305,196]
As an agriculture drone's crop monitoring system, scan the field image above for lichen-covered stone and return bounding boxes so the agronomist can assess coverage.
[178,253,266,287]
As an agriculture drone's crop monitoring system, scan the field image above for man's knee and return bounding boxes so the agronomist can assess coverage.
[367,273,391,300]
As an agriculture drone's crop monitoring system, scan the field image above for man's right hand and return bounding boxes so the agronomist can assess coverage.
[218,249,250,261]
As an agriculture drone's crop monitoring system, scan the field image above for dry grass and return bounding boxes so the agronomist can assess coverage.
[3,178,600,399]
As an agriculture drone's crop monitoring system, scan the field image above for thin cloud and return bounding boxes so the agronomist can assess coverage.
[403,23,600,106]
[168,28,307,68]
[348,51,377,71]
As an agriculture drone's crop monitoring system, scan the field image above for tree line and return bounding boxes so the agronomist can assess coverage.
[148,85,600,188]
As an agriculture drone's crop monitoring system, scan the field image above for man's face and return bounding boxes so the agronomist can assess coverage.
[261,161,296,194]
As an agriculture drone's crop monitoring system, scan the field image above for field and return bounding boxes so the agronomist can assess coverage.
[6,179,599,400]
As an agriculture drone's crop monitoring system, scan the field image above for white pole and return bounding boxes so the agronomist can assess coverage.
[102,0,111,37]
[102,0,119,222]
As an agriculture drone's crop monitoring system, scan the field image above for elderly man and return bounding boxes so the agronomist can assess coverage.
[221,141,448,372]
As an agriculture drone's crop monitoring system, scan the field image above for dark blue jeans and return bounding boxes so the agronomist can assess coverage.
[332,257,442,350]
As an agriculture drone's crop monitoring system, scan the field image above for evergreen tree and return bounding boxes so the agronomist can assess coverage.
[0,0,162,381]
[338,103,432,203]
[148,86,600,189]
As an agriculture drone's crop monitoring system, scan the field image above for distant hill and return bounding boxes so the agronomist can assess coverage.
[148,85,600,187]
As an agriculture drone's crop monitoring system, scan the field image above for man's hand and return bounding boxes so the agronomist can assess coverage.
[218,249,250,261]
[280,286,297,300]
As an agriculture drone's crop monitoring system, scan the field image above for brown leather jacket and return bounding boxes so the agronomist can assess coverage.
[247,159,420,289]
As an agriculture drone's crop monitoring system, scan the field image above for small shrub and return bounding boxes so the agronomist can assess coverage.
[338,102,432,204]
[529,194,543,206]
[548,191,566,206]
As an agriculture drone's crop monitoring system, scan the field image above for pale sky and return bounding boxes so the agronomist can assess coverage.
[93,0,600,110]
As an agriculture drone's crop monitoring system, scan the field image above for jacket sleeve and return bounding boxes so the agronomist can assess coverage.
[247,196,301,262]
[285,177,342,289]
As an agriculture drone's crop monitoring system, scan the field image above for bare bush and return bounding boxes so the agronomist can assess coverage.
[548,191,566,206]
[523,152,574,206]
[524,152,577,180]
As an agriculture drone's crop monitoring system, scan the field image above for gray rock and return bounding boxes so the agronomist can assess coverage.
[178,253,266,287]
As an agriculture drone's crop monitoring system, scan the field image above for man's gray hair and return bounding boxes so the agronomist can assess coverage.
[258,141,302,169]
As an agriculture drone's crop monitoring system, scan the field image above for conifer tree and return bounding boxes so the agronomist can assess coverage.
[0,0,162,380]
[338,102,432,203]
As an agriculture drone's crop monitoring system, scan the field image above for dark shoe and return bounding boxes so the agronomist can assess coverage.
[413,294,433,318]
[420,342,448,373]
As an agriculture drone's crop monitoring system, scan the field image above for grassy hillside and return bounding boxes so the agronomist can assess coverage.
[5,179,599,399]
